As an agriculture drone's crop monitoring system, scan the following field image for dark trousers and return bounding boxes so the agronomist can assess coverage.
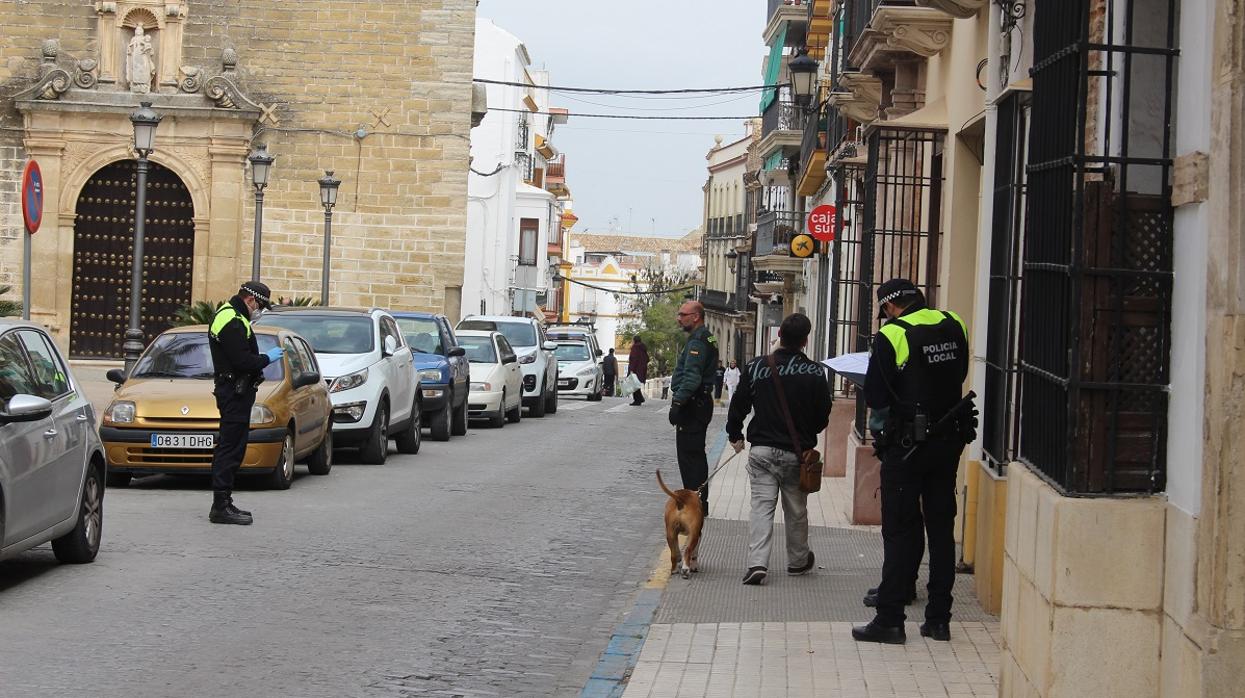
[876,438,963,626]
[675,394,714,514]
[211,386,255,496]
[632,387,645,405]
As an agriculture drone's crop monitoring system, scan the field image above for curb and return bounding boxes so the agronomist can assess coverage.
[581,428,730,698]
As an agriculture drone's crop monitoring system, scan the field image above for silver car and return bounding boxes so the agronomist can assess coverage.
[0,320,105,564]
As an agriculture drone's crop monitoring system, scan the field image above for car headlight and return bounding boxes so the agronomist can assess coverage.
[519,353,536,364]
[578,366,597,377]
[470,381,492,392]
[105,400,135,424]
[250,404,275,426]
[332,401,367,423]
[329,368,368,393]
[419,368,444,383]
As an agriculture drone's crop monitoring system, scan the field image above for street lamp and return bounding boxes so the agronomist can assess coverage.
[788,48,819,108]
[123,101,162,373]
[248,143,275,281]
[725,248,739,275]
[318,170,341,306]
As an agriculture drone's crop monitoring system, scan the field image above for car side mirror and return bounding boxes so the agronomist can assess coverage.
[502,354,517,365]
[448,346,466,358]
[106,368,128,385]
[294,371,321,388]
[542,341,558,351]
[383,335,398,356]
[595,349,604,357]
[0,394,54,424]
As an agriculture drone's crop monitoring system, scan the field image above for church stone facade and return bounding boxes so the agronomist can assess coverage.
[0,0,476,358]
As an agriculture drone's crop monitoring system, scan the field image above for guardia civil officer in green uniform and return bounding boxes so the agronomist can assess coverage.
[207,281,284,525]
[668,300,719,514]
[853,279,974,645]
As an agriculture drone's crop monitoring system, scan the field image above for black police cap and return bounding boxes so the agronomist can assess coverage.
[876,278,922,318]
[240,281,273,309]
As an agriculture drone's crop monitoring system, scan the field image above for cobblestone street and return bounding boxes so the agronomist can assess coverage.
[0,397,670,697]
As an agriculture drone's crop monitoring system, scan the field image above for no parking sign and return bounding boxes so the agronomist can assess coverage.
[21,160,43,235]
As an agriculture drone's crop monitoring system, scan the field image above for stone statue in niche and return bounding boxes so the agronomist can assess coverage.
[125,25,155,93]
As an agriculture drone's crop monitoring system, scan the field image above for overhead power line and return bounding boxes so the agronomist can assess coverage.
[488,107,756,121]
[554,274,698,296]
[472,78,773,95]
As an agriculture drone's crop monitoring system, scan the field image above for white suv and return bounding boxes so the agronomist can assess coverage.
[456,316,559,417]
[257,308,420,464]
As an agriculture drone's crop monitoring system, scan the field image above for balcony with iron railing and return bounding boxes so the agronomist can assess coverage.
[753,211,802,259]
[767,0,809,47]
[797,103,829,197]
[842,0,953,73]
[545,155,568,197]
[760,93,805,163]
[700,288,736,313]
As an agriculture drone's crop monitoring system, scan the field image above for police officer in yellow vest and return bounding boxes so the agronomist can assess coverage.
[668,300,719,514]
[207,281,284,525]
[853,278,972,645]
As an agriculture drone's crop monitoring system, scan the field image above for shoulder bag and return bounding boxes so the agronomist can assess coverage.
[766,354,823,494]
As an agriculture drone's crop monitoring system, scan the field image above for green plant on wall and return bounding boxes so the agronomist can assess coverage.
[0,286,23,317]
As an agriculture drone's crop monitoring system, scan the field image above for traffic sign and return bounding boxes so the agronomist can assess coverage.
[790,233,815,259]
[807,204,837,242]
[21,160,43,235]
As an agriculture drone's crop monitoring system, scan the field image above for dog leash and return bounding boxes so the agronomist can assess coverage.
[697,447,742,494]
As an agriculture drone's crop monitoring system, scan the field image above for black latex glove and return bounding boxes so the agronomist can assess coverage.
[668,402,683,426]
[870,429,886,459]
[958,407,980,444]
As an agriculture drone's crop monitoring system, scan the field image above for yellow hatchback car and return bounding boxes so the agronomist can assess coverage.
[100,325,333,490]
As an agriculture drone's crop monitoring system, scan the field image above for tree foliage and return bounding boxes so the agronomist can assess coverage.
[0,286,23,317]
[616,265,698,376]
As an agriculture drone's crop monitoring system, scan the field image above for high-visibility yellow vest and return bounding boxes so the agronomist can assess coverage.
[209,304,252,340]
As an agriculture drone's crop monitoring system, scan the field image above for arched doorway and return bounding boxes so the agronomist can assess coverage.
[70,160,195,358]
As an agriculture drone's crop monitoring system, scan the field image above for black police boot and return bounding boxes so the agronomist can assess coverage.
[851,618,906,644]
[863,585,917,607]
[209,491,253,525]
[919,621,951,642]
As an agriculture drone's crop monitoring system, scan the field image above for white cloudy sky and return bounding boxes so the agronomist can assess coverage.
[474,0,766,237]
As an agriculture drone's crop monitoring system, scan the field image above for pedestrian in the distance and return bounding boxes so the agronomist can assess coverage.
[207,281,284,525]
[713,360,726,403]
[852,278,973,645]
[669,301,718,514]
[628,335,649,406]
[661,375,671,400]
[723,360,741,405]
[726,314,832,586]
[602,348,618,397]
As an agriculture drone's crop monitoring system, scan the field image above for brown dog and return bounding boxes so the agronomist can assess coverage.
[657,469,704,579]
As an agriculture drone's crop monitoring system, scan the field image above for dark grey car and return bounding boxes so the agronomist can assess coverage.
[0,320,106,564]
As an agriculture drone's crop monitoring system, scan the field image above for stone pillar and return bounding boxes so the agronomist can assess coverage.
[205,139,247,297]
[95,2,119,85]
[158,4,184,91]
[21,130,66,339]
[887,60,926,119]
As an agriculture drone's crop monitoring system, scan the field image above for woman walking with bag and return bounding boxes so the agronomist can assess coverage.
[627,335,649,406]
[724,314,833,585]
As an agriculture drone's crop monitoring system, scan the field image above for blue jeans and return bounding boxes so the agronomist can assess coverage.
[746,445,811,570]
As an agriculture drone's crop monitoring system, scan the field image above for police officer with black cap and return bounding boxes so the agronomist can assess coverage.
[852,278,975,645]
[207,281,284,525]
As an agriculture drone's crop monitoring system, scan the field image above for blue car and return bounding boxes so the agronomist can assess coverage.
[392,312,470,441]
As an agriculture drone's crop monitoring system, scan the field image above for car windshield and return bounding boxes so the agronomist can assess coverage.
[458,320,537,347]
[132,332,283,381]
[458,336,498,363]
[396,317,443,355]
[554,343,592,362]
[259,314,374,354]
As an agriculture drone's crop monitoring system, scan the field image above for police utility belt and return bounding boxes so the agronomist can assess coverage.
[215,372,258,393]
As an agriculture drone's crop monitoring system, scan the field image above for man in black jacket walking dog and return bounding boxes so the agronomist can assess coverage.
[725,314,833,586]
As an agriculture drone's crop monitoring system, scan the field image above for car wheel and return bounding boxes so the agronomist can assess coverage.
[528,378,547,418]
[451,392,468,436]
[307,429,333,475]
[267,430,296,490]
[488,390,506,428]
[52,465,103,564]
[395,396,422,454]
[587,382,603,402]
[506,394,522,424]
[429,400,451,441]
[106,471,132,488]
[359,401,389,465]
[546,379,559,414]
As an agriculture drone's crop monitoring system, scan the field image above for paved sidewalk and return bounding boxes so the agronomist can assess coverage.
[618,432,1002,698]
